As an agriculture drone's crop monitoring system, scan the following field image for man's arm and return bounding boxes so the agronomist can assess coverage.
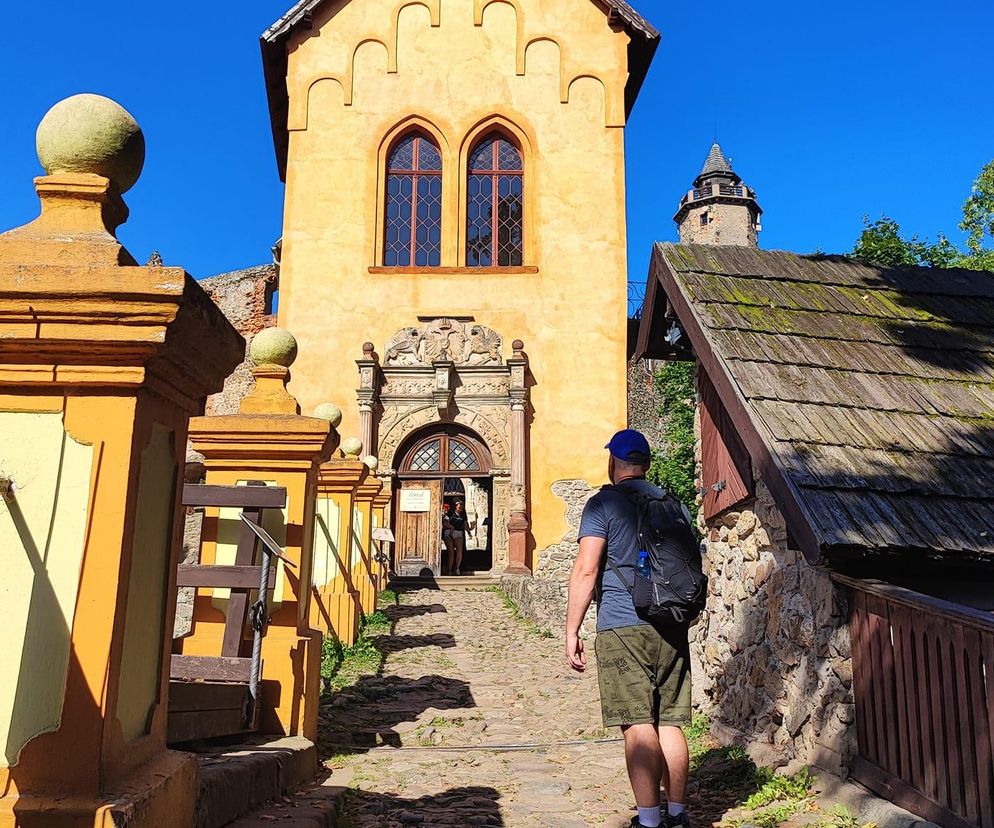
[565,535,606,672]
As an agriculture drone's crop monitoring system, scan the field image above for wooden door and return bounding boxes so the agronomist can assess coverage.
[395,479,442,577]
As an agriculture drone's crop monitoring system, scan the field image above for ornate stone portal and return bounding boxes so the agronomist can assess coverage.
[357,319,530,575]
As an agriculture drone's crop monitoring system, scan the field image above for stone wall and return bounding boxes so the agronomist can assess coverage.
[627,357,663,444]
[691,478,855,776]
[501,479,598,636]
[200,263,277,415]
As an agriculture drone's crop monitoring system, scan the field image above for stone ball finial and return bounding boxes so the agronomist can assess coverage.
[249,327,298,368]
[36,94,146,193]
[362,455,378,471]
[512,339,524,351]
[312,402,343,428]
[362,341,375,358]
[341,437,363,457]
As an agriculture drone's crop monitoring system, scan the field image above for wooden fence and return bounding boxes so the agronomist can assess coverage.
[833,575,994,828]
[168,482,288,743]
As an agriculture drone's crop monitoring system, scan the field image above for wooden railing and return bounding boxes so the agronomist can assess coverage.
[168,482,288,744]
[833,574,994,828]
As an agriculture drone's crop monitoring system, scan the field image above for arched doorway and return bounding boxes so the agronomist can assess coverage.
[393,425,493,577]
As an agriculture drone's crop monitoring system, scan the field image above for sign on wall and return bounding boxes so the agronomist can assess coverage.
[399,489,432,513]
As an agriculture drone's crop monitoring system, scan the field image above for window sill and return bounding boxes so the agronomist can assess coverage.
[368,266,539,275]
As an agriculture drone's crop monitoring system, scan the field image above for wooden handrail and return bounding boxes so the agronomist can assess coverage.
[182,483,287,509]
[831,573,994,633]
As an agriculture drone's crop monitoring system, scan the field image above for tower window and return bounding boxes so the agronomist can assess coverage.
[700,211,710,226]
[466,133,524,267]
[384,132,443,267]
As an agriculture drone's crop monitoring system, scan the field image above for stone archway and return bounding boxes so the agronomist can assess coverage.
[355,318,530,575]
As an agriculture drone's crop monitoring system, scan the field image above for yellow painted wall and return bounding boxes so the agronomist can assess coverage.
[313,496,343,586]
[0,411,93,767]
[116,424,176,744]
[279,0,632,558]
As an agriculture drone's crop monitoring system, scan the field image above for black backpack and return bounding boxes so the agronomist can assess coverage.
[604,485,707,625]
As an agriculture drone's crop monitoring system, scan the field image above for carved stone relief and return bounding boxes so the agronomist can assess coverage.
[384,318,503,367]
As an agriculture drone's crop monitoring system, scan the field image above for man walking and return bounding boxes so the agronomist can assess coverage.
[566,429,692,828]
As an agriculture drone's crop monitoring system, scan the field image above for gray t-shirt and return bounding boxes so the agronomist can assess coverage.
[577,479,691,632]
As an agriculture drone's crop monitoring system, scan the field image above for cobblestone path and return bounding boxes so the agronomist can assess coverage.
[320,587,639,827]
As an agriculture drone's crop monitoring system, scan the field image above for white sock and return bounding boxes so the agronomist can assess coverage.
[638,806,662,827]
[667,802,686,817]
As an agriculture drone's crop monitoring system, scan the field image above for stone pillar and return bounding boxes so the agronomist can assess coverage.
[311,451,368,647]
[356,342,380,456]
[183,328,338,741]
[0,95,243,826]
[507,340,531,574]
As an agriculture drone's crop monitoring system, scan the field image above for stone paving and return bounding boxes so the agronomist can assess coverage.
[319,587,639,827]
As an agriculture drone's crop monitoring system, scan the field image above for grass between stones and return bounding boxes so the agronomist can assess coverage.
[687,717,874,828]
[320,589,398,694]
[486,585,555,638]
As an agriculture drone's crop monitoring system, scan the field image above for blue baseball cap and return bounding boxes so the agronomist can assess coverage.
[605,429,651,464]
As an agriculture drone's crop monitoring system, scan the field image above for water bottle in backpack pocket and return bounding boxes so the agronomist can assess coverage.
[607,486,708,625]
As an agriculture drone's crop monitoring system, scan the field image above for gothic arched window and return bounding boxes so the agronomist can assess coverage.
[466,133,523,267]
[384,132,443,267]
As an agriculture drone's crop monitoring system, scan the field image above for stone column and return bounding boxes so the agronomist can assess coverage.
[311,450,368,647]
[183,328,338,741]
[0,95,243,826]
[356,342,380,456]
[506,340,531,574]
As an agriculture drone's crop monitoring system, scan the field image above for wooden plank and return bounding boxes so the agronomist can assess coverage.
[983,631,994,828]
[898,608,926,794]
[963,627,993,828]
[865,594,897,776]
[167,706,251,745]
[182,483,287,509]
[169,654,252,683]
[915,623,939,802]
[852,756,978,828]
[168,680,250,713]
[953,622,981,825]
[850,590,875,765]
[926,626,949,808]
[176,564,277,590]
[221,507,262,659]
[937,617,966,818]
[889,603,914,785]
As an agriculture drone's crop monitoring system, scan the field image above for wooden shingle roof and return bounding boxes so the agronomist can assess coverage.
[638,243,994,563]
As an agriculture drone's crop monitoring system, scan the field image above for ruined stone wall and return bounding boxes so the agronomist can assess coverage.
[627,357,663,444]
[691,476,855,776]
[200,263,277,415]
[501,479,598,636]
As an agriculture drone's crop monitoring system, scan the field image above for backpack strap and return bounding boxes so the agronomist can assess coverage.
[600,483,650,597]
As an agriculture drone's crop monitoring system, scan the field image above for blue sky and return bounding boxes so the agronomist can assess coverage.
[2,1,992,284]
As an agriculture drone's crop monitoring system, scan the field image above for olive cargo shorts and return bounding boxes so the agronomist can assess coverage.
[594,624,692,728]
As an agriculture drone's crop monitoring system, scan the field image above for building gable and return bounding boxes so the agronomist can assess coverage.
[261,0,658,179]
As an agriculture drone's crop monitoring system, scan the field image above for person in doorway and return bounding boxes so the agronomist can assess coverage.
[565,429,693,828]
[441,502,455,575]
[449,499,475,575]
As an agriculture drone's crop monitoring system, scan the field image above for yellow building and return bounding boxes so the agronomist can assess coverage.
[261,0,657,576]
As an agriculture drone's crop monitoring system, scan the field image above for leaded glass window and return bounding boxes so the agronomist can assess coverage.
[466,133,523,268]
[409,439,441,471]
[384,132,443,267]
[448,438,481,471]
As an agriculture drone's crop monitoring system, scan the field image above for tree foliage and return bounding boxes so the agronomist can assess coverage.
[647,360,698,520]
[852,160,994,272]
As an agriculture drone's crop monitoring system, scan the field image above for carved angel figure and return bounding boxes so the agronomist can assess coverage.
[384,327,422,365]
[464,325,503,365]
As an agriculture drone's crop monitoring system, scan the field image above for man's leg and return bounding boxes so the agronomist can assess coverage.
[658,725,689,805]
[622,724,663,805]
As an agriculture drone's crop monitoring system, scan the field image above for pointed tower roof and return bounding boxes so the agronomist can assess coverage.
[699,142,732,177]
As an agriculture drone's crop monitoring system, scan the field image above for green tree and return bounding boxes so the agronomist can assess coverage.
[852,160,994,272]
[647,361,698,520]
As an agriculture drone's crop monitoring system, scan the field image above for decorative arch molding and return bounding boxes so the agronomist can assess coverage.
[522,36,565,79]
[564,73,621,126]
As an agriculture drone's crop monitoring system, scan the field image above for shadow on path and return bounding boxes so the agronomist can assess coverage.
[383,602,448,621]
[371,632,457,653]
[344,785,503,827]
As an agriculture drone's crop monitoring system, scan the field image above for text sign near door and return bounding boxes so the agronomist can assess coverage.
[399,489,432,513]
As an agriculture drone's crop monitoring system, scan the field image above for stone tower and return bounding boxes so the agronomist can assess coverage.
[674,142,762,246]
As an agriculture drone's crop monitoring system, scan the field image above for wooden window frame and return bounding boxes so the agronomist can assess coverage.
[384,132,443,268]
[466,132,524,268]
[398,428,492,478]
